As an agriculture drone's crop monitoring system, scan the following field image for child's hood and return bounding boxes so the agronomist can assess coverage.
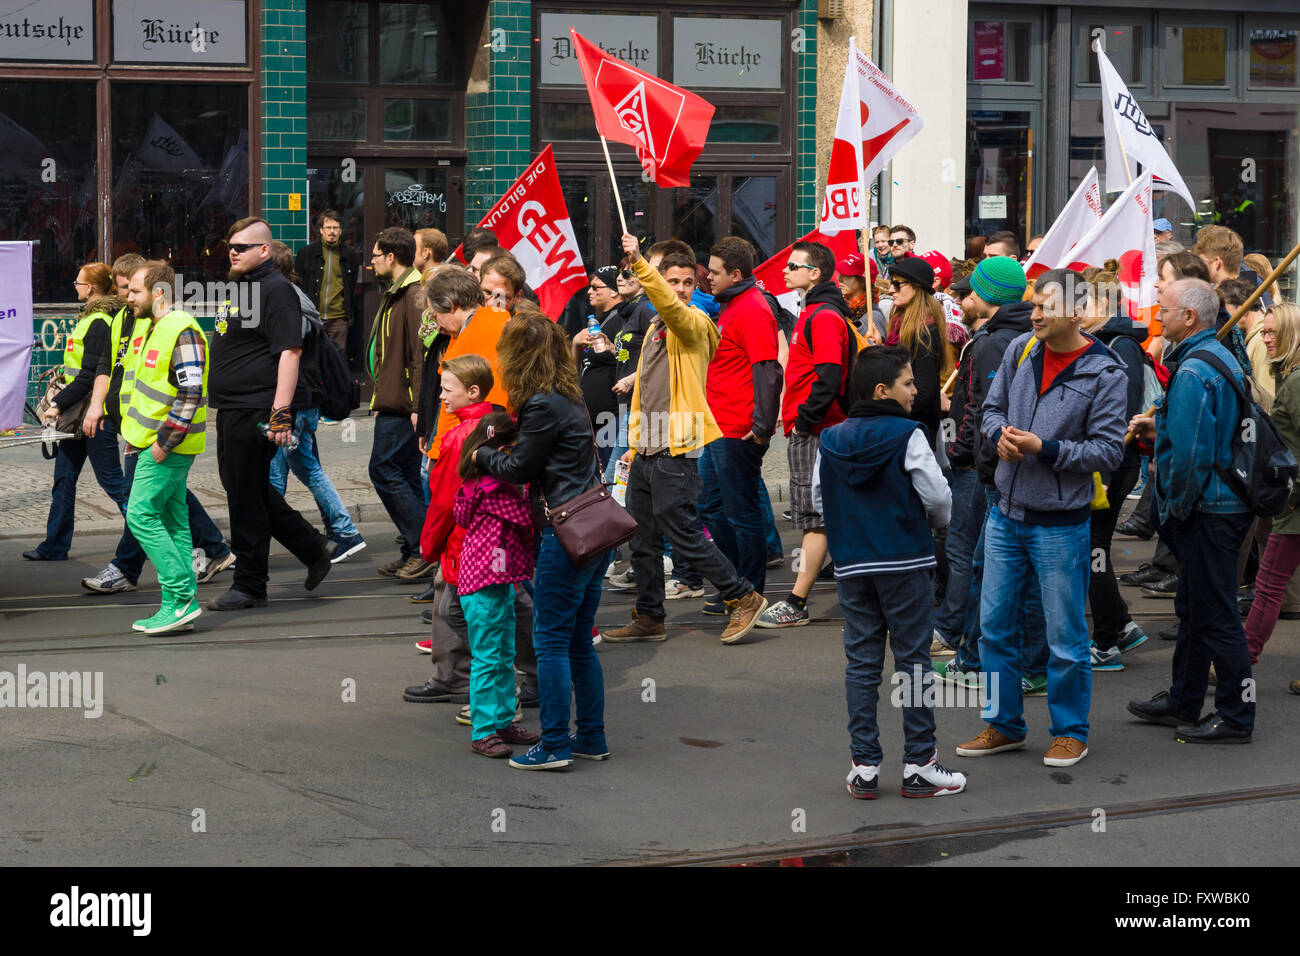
[820,414,917,491]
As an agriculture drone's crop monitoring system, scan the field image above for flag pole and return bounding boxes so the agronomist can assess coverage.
[600,135,630,237]
[1024,127,1034,243]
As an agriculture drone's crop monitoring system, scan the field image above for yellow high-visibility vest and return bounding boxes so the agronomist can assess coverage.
[62,311,113,383]
[120,310,208,455]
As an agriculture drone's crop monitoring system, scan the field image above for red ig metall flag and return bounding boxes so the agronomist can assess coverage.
[471,144,587,320]
[571,28,715,188]
[822,36,924,231]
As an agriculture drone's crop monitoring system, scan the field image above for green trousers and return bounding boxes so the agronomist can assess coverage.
[126,450,197,607]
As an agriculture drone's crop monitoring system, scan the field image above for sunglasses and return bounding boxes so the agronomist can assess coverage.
[888,238,910,246]
[229,242,264,253]
[619,270,632,280]
[889,281,903,291]
[588,283,609,292]
[784,261,816,272]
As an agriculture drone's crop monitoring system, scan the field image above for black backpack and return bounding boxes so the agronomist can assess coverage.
[317,333,360,421]
[1192,349,1297,518]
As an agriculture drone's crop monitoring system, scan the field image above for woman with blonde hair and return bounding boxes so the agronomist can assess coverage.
[1243,302,1300,669]
[882,256,953,442]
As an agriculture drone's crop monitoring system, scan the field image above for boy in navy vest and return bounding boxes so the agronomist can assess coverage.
[813,347,965,799]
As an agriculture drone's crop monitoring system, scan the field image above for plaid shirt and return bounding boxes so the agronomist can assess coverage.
[153,328,207,453]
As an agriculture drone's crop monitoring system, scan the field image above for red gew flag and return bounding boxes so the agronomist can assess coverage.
[467,144,587,320]
[570,28,715,188]
[754,227,861,317]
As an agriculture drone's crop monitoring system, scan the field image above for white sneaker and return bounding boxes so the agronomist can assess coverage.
[196,551,236,585]
[901,752,967,798]
[606,569,637,591]
[664,579,705,600]
[755,599,809,628]
[846,763,880,799]
[663,556,674,577]
[82,564,136,594]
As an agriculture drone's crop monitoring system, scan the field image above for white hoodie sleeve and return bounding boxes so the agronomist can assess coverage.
[905,429,951,528]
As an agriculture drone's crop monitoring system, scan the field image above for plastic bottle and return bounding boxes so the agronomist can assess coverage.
[587,315,606,353]
[258,422,300,451]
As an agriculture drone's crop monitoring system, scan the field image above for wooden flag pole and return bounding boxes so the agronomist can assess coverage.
[600,135,629,237]
[1124,238,1300,444]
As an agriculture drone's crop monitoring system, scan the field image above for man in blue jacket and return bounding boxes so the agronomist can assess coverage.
[955,268,1127,768]
[1127,278,1255,743]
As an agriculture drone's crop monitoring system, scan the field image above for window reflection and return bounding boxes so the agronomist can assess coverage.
[307,1,369,83]
[671,178,718,266]
[1083,24,1144,84]
[1164,26,1228,87]
[731,176,778,261]
[308,97,366,141]
[379,4,451,84]
[1249,29,1298,88]
[383,98,452,141]
[384,169,448,232]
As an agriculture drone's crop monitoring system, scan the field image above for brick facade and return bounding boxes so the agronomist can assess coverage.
[261,0,308,249]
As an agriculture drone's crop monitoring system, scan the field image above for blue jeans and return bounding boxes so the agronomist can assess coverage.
[369,412,424,558]
[759,481,782,557]
[979,505,1092,742]
[957,487,1047,680]
[934,468,986,642]
[35,420,130,558]
[269,408,358,539]
[531,527,608,753]
[114,445,229,583]
[698,437,769,596]
[840,571,937,765]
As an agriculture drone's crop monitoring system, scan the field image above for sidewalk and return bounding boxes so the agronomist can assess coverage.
[0,415,792,541]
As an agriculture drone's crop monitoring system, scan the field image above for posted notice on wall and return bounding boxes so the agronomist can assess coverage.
[978,194,1008,219]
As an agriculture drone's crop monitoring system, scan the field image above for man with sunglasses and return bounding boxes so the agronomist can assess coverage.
[207,217,337,611]
[888,225,917,261]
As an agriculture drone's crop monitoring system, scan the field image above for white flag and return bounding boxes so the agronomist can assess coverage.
[1023,166,1103,278]
[820,36,924,232]
[1062,171,1159,319]
[1098,50,1195,210]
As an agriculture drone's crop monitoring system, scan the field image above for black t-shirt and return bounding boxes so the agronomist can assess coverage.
[580,305,626,426]
[210,259,304,410]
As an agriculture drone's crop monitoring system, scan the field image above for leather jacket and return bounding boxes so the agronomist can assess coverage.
[475,391,600,521]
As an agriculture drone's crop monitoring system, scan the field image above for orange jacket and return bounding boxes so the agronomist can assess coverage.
[428,306,512,460]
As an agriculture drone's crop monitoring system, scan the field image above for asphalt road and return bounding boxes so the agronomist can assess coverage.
[1,520,1297,866]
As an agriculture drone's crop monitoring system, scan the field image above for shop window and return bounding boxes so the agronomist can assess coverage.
[559,175,596,268]
[969,20,1032,83]
[731,176,778,262]
[0,81,98,303]
[382,98,452,141]
[378,3,451,85]
[610,176,656,264]
[1080,22,1146,86]
[384,169,449,233]
[307,165,367,263]
[1163,24,1231,88]
[110,83,248,284]
[307,1,370,83]
[308,97,366,141]
[707,106,781,145]
[670,177,719,266]
[538,102,597,142]
[1248,26,1299,90]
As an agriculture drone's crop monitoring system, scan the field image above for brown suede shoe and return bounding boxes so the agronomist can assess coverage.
[1043,736,1088,767]
[395,557,436,581]
[496,724,541,746]
[600,610,667,643]
[955,726,1027,757]
[471,734,513,758]
[721,591,768,644]
[377,556,407,577]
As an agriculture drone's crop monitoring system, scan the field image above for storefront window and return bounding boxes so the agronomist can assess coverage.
[0,81,98,302]
[707,106,781,145]
[1163,25,1230,88]
[610,176,656,265]
[965,109,1030,240]
[382,98,452,141]
[1248,27,1299,89]
[110,83,248,284]
[538,102,597,142]
[670,178,719,265]
[731,176,778,262]
[307,165,367,264]
[559,175,596,269]
[378,3,451,85]
[970,20,1032,83]
[1081,23,1146,85]
[307,1,369,83]
[308,97,366,141]
[384,169,449,233]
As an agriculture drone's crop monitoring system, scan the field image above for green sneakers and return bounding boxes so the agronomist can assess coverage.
[1021,674,1048,697]
[132,598,202,635]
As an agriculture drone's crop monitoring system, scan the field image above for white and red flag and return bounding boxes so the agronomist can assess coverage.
[1022,166,1103,279]
[1062,171,1158,325]
[821,36,924,232]
[754,227,861,317]
[468,145,587,319]
[571,28,714,188]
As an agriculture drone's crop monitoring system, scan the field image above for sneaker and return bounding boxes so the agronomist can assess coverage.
[1116,621,1149,653]
[458,703,523,727]
[420,608,433,625]
[415,639,432,653]
[569,734,610,761]
[496,724,541,746]
[782,509,792,522]
[1159,624,1179,641]
[508,742,572,771]
[1043,736,1088,767]
[901,752,968,798]
[721,591,769,644]
[930,630,957,658]
[330,533,367,564]
[319,416,339,426]
[600,610,667,643]
[471,734,513,759]
[606,568,637,591]
[1021,674,1048,697]
[605,561,620,580]
[664,578,705,600]
[845,762,879,800]
[755,599,809,629]
[134,599,202,635]
[195,551,235,585]
[955,726,1026,757]
[516,682,539,708]
[933,658,983,689]
[395,556,435,581]
[1090,642,1123,671]
[701,594,728,616]
[663,556,674,577]
[766,551,785,569]
[377,556,407,577]
[82,564,136,594]
[591,626,601,645]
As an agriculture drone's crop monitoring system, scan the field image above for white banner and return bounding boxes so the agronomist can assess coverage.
[1064,171,1159,318]
[0,242,34,429]
[1023,166,1103,278]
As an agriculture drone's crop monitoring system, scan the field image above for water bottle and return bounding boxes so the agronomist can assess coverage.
[587,315,606,353]
[258,422,300,451]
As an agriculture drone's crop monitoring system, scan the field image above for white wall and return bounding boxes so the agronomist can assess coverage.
[884,0,968,256]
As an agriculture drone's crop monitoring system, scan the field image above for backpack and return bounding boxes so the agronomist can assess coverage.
[801,305,870,413]
[317,333,360,421]
[1190,349,1298,518]
[759,288,797,339]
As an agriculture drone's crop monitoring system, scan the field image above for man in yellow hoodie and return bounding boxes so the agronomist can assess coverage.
[600,233,769,646]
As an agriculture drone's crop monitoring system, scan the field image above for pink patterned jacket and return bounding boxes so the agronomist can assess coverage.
[452,475,535,595]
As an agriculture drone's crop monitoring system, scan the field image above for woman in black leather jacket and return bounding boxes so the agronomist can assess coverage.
[474,311,609,770]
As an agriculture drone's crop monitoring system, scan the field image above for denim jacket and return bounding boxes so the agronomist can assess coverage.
[1153,328,1249,522]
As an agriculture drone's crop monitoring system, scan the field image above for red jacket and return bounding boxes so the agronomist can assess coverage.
[420,400,494,586]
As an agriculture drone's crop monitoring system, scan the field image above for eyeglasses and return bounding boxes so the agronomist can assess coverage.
[73,281,91,288]
[784,261,816,272]
[229,242,264,253]
[889,238,910,246]
[1261,329,1277,339]
[371,251,389,260]
[589,283,609,292]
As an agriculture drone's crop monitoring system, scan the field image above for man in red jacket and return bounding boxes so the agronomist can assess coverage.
[698,237,783,603]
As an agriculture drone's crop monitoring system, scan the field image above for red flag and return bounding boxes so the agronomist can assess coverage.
[570,28,715,188]
[469,145,587,319]
[754,228,860,316]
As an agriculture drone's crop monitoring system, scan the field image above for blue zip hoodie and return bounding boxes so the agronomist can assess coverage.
[981,331,1127,524]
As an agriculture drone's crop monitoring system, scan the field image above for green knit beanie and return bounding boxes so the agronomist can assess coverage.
[970,256,1028,305]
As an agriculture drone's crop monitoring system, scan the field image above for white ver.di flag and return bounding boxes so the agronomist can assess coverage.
[1063,171,1158,318]
[1023,166,1103,278]
[1097,49,1195,210]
